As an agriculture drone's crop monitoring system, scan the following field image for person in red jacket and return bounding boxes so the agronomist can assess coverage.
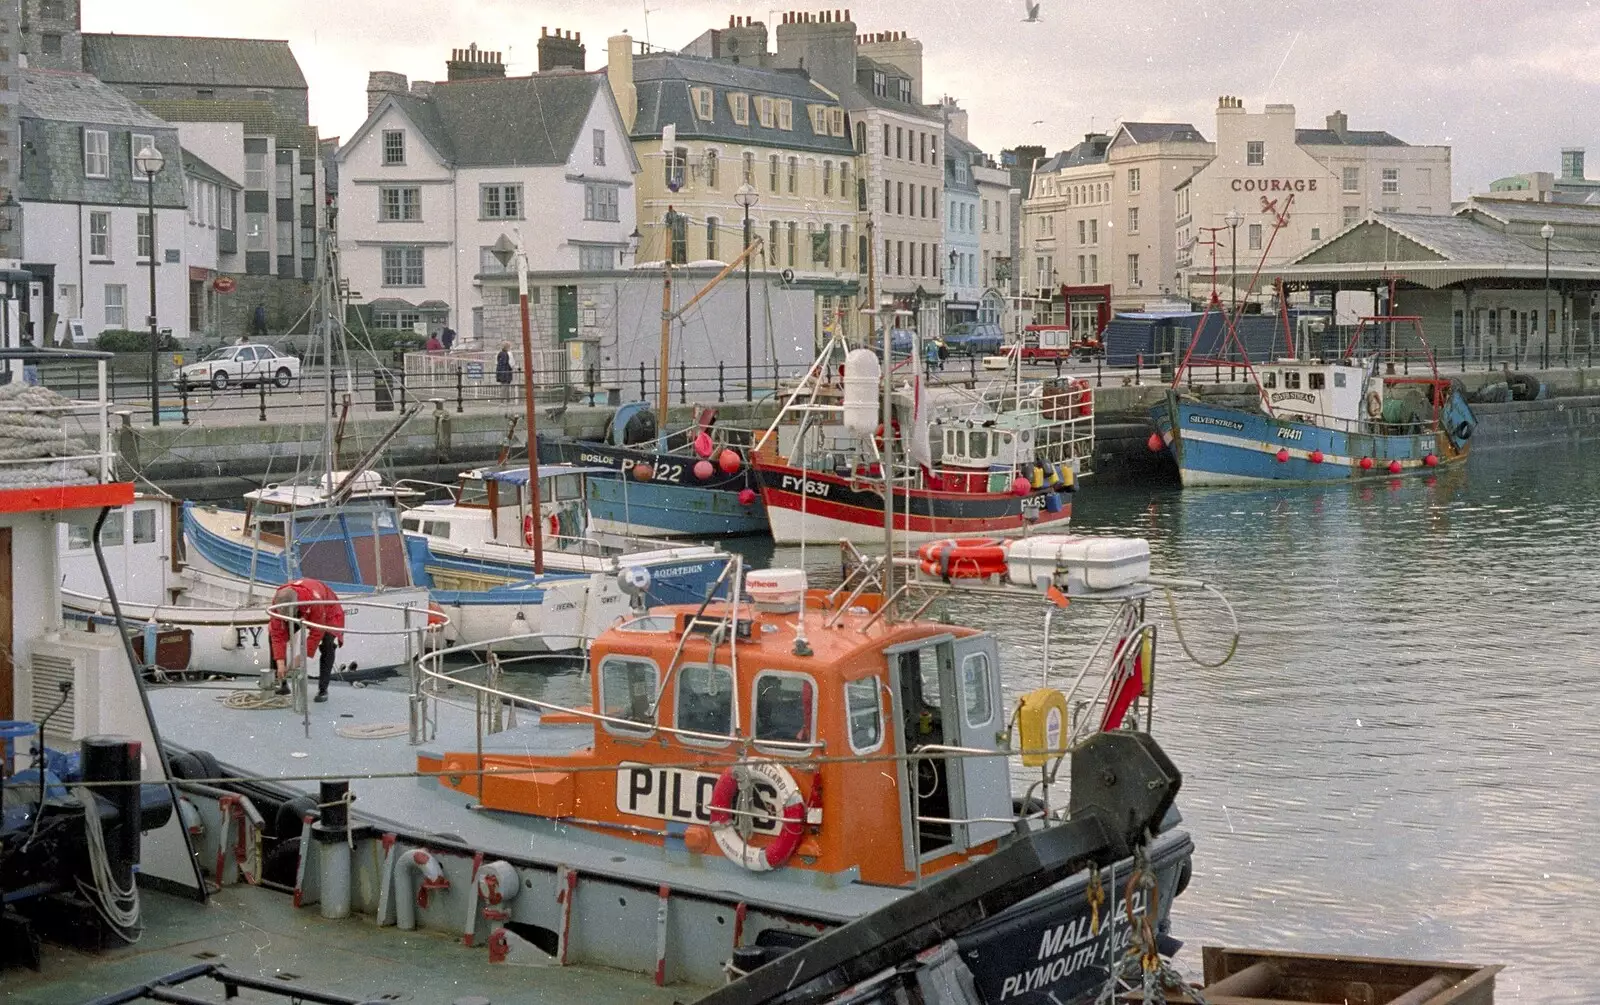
[269,578,346,702]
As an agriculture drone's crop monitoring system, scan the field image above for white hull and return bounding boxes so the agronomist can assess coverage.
[764,505,1069,545]
[431,575,632,654]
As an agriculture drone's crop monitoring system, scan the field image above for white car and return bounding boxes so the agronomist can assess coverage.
[173,345,301,390]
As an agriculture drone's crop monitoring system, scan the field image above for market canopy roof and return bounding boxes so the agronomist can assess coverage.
[1264,199,1600,289]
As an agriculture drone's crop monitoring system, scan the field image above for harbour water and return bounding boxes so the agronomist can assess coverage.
[474,441,1597,1002]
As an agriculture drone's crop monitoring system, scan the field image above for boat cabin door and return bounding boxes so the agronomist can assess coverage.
[886,633,1010,867]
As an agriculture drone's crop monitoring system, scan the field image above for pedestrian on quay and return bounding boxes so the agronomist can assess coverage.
[425,331,444,354]
[251,304,268,339]
[925,336,942,372]
[495,341,514,402]
[441,325,457,352]
[268,577,345,703]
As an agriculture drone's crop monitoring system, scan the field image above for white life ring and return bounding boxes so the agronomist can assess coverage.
[707,760,808,872]
[1365,390,1384,418]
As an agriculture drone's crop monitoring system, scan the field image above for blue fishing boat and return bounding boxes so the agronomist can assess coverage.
[537,402,767,539]
[1150,310,1476,486]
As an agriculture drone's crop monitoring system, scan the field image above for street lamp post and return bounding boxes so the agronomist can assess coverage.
[1224,208,1243,316]
[735,183,759,400]
[136,145,166,425]
[1541,222,1554,368]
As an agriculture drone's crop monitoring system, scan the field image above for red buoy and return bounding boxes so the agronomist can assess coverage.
[693,431,714,458]
[1387,459,1402,474]
[693,459,715,480]
[718,448,742,475]
[1275,448,1289,463]
[1011,477,1031,497]
[1359,457,1374,470]
[1309,449,1324,464]
[633,463,654,481]
[738,488,757,506]
[1146,432,1164,453]
[1423,453,1439,467]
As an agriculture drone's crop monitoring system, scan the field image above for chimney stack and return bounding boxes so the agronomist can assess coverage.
[538,26,587,72]
[607,34,637,133]
[446,42,506,82]
[1326,110,1348,138]
[367,70,409,114]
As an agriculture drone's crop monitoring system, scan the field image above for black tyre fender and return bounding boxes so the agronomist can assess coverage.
[1453,420,1473,442]
[275,794,318,835]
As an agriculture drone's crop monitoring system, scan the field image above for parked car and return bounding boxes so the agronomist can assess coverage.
[173,344,301,390]
[944,322,1004,357]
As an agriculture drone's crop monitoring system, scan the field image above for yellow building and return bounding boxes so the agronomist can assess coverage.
[607,32,861,343]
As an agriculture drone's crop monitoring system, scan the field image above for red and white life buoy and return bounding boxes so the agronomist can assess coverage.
[524,513,560,545]
[1069,378,1092,417]
[872,419,902,454]
[707,761,808,872]
[917,537,1009,580]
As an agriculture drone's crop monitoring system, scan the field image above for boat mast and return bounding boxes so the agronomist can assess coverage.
[872,219,893,597]
[657,261,673,430]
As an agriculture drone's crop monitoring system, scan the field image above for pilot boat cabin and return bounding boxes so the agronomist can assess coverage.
[420,573,1014,885]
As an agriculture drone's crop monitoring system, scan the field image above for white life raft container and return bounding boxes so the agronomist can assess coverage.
[1005,535,1151,593]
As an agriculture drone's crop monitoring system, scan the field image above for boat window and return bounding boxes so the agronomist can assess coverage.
[617,615,677,633]
[401,517,421,532]
[1308,372,1326,391]
[458,480,491,506]
[1334,372,1347,388]
[845,677,883,753]
[1262,372,1277,389]
[946,429,964,457]
[968,430,989,458]
[554,474,583,500]
[962,652,993,727]
[257,518,287,540]
[676,664,734,745]
[1284,370,1302,390]
[95,511,125,548]
[753,671,816,748]
[422,520,450,540]
[600,656,659,736]
[132,508,157,545]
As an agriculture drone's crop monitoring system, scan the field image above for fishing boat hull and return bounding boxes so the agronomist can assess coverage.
[1150,398,1472,487]
[754,461,1073,544]
[538,435,767,538]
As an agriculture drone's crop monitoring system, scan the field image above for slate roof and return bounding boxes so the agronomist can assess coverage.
[1035,134,1111,174]
[1294,127,1406,147]
[379,72,607,168]
[19,68,170,127]
[1460,197,1600,229]
[181,147,241,190]
[846,57,940,120]
[631,54,855,154]
[1118,122,1207,144]
[945,132,983,192]
[83,33,307,90]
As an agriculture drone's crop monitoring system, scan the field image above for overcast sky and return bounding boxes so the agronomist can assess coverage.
[84,0,1600,196]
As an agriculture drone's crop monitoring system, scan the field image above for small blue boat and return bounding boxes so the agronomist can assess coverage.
[537,402,767,539]
[1150,357,1476,487]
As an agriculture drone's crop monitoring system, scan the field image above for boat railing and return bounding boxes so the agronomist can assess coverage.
[0,350,117,489]
[412,631,825,758]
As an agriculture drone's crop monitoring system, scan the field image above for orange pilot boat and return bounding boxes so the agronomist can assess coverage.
[409,549,1210,1004]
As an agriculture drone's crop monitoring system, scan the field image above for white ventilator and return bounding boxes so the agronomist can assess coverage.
[842,349,881,437]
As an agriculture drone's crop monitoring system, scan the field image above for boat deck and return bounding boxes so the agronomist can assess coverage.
[4,882,682,1004]
[146,682,903,921]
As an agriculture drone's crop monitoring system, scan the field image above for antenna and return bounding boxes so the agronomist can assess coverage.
[642,0,657,45]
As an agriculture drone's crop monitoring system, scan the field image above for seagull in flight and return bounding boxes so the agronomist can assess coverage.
[1023,0,1042,22]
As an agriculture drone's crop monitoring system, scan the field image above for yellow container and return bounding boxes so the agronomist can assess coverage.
[1016,687,1070,767]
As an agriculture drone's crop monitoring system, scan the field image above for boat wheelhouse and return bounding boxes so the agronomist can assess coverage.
[753,339,1094,544]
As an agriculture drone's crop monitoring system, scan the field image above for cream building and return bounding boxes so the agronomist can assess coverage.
[1021,123,1213,329]
[1178,98,1452,298]
[975,155,1012,327]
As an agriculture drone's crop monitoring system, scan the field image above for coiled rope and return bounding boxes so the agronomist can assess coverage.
[0,383,99,486]
[71,785,141,940]
[218,690,291,711]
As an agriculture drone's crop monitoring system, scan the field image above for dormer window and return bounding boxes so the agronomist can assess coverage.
[728,92,749,125]
[691,87,714,122]
[898,79,911,103]
[777,100,793,131]
[830,108,845,136]
[755,96,775,128]
[872,71,886,97]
